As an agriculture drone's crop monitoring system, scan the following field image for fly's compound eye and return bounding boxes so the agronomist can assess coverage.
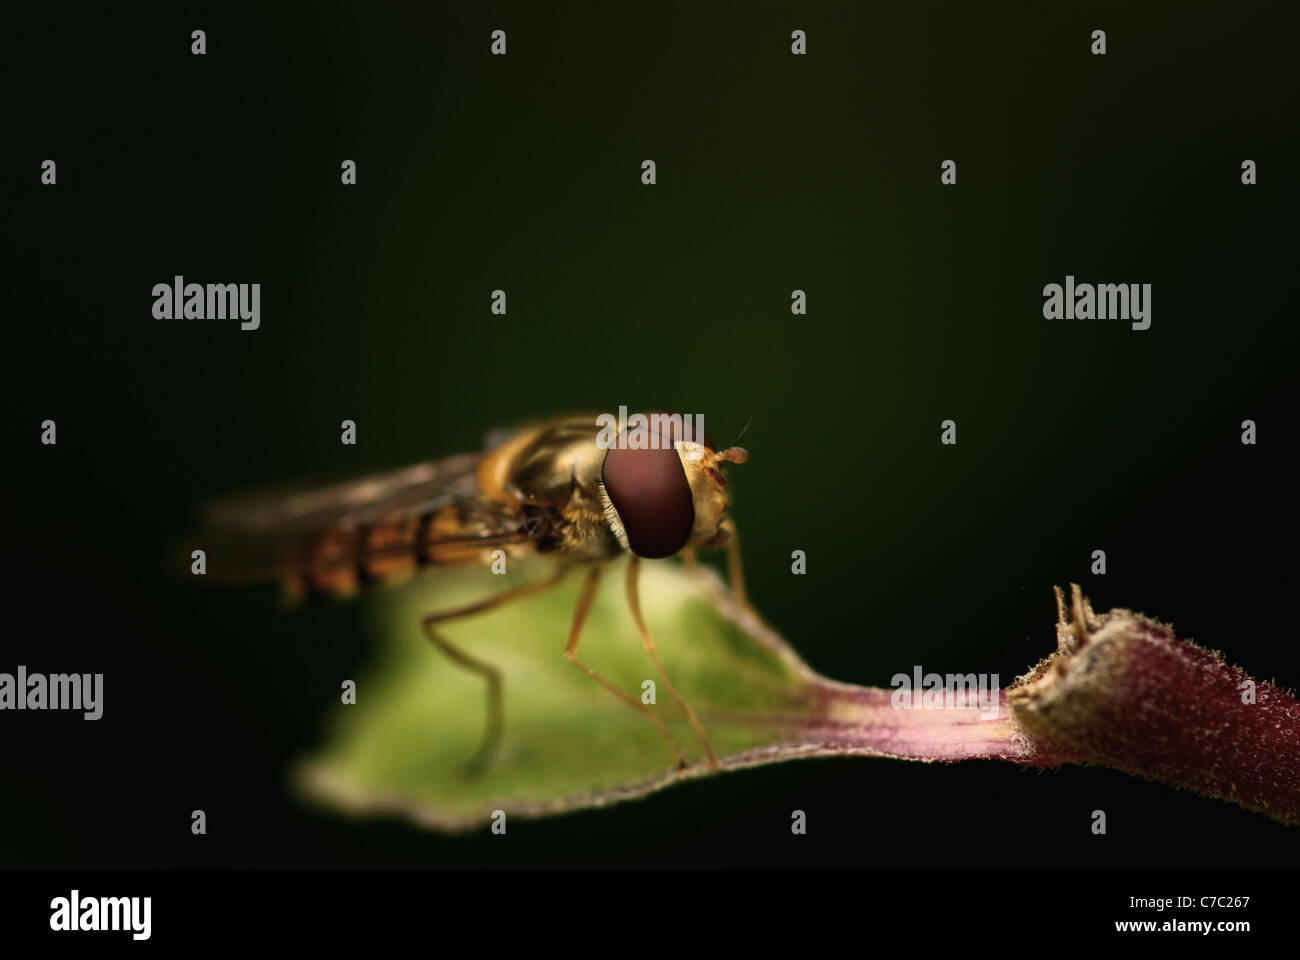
[601,431,695,559]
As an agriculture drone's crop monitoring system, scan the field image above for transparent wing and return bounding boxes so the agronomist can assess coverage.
[187,451,531,589]
[202,453,486,535]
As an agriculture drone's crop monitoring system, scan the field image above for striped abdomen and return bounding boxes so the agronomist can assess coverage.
[284,503,526,600]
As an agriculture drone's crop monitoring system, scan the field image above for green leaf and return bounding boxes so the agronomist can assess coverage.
[294,569,1300,829]
[294,558,1022,832]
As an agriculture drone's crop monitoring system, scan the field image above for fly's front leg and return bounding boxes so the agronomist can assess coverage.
[682,520,749,613]
[721,519,747,606]
[422,568,568,776]
[625,556,719,769]
[564,565,688,771]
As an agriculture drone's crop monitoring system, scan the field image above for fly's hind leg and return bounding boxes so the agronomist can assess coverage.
[564,565,689,772]
[422,568,569,776]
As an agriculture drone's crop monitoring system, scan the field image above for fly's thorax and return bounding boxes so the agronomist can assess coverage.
[553,445,625,561]
[559,506,626,562]
[484,418,625,561]
[481,418,605,504]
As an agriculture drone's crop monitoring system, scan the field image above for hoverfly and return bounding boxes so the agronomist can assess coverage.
[192,412,751,774]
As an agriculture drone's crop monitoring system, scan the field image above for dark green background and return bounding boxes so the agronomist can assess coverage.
[5,1,1297,867]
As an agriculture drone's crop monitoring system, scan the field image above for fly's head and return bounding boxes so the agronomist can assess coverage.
[598,419,748,560]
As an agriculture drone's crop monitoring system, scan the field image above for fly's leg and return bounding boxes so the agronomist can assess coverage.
[625,556,719,769]
[722,519,747,606]
[422,568,568,776]
[564,565,688,772]
[682,522,747,609]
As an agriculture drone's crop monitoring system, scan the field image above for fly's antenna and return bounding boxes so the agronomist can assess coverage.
[732,413,755,447]
[713,414,754,464]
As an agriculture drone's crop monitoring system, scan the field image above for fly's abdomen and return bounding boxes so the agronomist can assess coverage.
[284,504,527,602]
